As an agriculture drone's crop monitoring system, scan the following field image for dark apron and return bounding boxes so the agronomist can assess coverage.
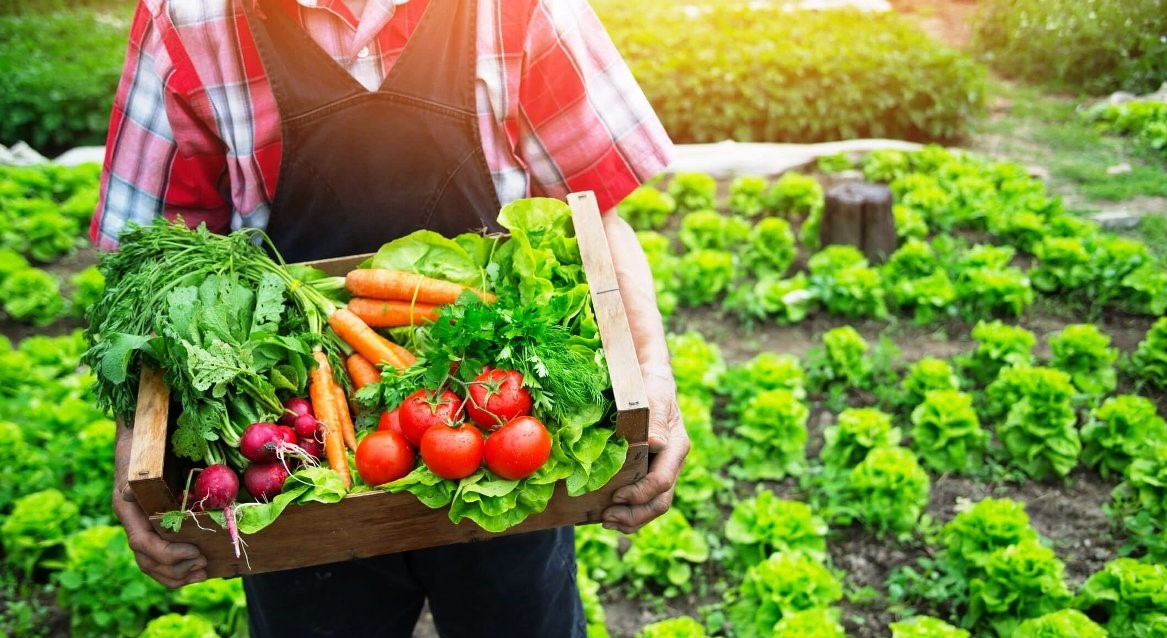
[239,2,583,636]
[243,0,501,263]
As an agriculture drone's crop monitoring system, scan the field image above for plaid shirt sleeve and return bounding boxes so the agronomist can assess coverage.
[90,2,232,250]
[516,0,673,214]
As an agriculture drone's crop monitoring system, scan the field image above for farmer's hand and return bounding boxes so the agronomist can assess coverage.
[113,421,207,588]
[602,365,688,534]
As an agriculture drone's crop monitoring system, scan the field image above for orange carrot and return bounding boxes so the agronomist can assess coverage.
[310,350,351,488]
[374,333,417,368]
[332,384,358,452]
[345,269,495,305]
[347,297,441,327]
[346,353,381,391]
[328,308,407,370]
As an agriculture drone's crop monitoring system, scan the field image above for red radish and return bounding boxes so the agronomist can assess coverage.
[192,464,239,510]
[298,436,323,461]
[244,462,290,501]
[280,396,314,427]
[293,413,319,438]
[240,422,296,463]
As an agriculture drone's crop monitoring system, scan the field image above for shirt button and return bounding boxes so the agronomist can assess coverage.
[357,46,370,59]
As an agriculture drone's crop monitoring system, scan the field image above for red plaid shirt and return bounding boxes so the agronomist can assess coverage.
[91,0,673,249]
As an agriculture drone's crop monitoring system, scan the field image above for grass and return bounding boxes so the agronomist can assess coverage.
[968,80,1167,207]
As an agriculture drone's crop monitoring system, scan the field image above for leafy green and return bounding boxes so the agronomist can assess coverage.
[1082,395,1167,481]
[808,245,887,318]
[1132,317,1167,389]
[576,524,624,586]
[0,267,63,326]
[172,578,247,638]
[743,217,796,276]
[140,613,219,638]
[666,173,717,213]
[726,552,843,638]
[900,357,961,409]
[847,446,930,537]
[618,185,676,230]
[622,509,709,598]
[890,616,970,638]
[988,366,1081,480]
[2,489,80,582]
[68,265,105,320]
[578,570,610,638]
[730,389,808,481]
[958,320,1036,388]
[964,539,1073,638]
[1074,558,1167,638]
[764,172,824,219]
[772,608,845,637]
[820,407,902,472]
[678,210,750,252]
[1013,609,1107,638]
[719,351,806,414]
[807,326,872,392]
[910,390,987,474]
[369,230,488,288]
[725,491,827,566]
[941,498,1040,579]
[676,249,735,306]
[637,616,707,638]
[727,176,768,218]
[1049,324,1117,397]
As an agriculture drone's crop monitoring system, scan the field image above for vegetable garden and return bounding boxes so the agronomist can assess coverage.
[3,1,1167,637]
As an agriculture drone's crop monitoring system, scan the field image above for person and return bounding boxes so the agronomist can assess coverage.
[92,0,686,635]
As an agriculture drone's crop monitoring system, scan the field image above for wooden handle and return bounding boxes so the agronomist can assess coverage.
[128,365,179,515]
[567,191,650,444]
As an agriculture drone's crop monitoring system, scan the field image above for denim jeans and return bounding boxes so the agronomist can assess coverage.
[243,526,585,637]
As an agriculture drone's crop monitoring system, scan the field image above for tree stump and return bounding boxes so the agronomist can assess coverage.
[820,182,896,263]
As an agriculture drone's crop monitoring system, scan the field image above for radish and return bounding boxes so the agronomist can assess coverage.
[240,422,296,463]
[293,412,319,439]
[280,396,314,427]
[244,462,290,501]
[298,436,323,461]
[192,464,239,511]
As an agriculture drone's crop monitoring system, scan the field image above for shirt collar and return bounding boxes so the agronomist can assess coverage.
[295,0,411,61]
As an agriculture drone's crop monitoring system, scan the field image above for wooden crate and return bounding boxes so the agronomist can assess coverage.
[127,191,649,578]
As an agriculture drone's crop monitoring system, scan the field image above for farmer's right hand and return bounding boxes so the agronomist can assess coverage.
[113,420,207,588]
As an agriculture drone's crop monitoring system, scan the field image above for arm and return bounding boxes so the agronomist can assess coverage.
[600,212,688,534]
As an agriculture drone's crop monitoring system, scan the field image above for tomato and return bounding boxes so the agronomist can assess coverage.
[355,430,416,486]
[420,422,484,480]
[465,368,533,431]
[484,415,552,480]
[377,407,405,440]
[399,388,464,447]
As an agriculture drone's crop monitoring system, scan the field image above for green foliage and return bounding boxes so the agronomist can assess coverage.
[1132,317,1167,389]
[772,608,845,637]
[56,525,171,637]
[0,9,129,152]
[816,153,855,174]
[719,351,806,414]
[725,273,814,325]
[954,265,1034,322]
[900,357,961,409]
[638,230,680,317]
[637,616,707,638]
[820,407,902,472]
[847,446,930,537]
[674,442,734,525]
[765,172,823,219]
[959,320,1036,387]
[578,571,610,638]
[972,0,1167,95]
[676,248,735,307]
[988,366,1081,480]
[743,217,796,276]
[667,331,726,407]
[725,491,828,567]
[890,616,969,637]
[1082,395,1167,481]
[882,240,957,324]
[730,389,808,481]
[0,267,64,325]
[576,524,625,586]
[1087,100,1167,159]
[726,552,843,638]
[1112,444,1167,536]
[1049,324,1117,397]
[69,265,105,320]
[140,613,219,638]
[171,578,247,638]
[964,539,1073,638]
[598,4,985,143]
[666,173,717,214]
[807,326,872,392]
[910,390,987,474]
[678,210,751,252]
[1012,609,1107,638]
[942,497,1039,579]
[808,245,887,318]
[623,509,709,598]
[727,176,768,219]
[2,488,80,581]
[1074,558,1167,638]
[618,186,676,230]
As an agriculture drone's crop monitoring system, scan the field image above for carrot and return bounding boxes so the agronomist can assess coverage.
[332,384,358,452]
[345,269,495,305]
[375,332,417,368]
[347,297,441,328]
[310,350,351,488]
[346,353,381,391]
[328,307,407,370]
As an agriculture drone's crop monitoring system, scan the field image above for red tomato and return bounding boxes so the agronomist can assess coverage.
[484,416,552,480]
[420,423,484,480]
[355,430,416,486]
[399,389,464,447]
[465,368,533,431]
[377,407,405,439]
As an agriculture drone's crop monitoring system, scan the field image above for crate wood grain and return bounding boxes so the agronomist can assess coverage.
[128,191,649,577]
